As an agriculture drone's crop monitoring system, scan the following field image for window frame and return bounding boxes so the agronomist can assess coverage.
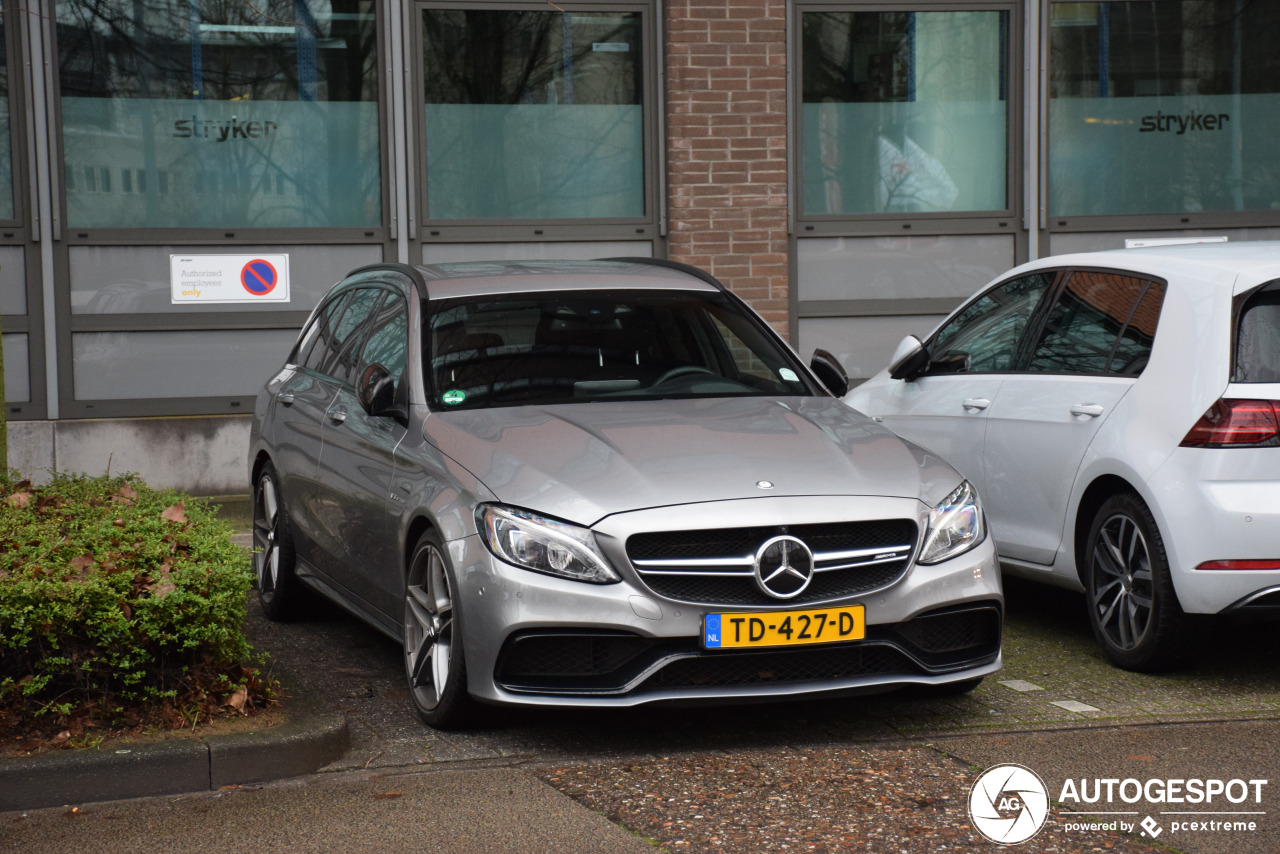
[922,265,1169,379]
[1045,0,1280,234]
[921,269,1061,377]
[1024,269,1167,377]
[410,0,662,244]
[790,0,1023,234]
[47,0,395,420]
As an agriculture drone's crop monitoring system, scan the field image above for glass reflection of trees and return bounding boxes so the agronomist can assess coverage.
[57,0,377,102]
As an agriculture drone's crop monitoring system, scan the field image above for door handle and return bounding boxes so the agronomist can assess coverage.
[327,406,348,424]
[277,392,295,406]
[1071,403,1106,418]
[962,398,991,412]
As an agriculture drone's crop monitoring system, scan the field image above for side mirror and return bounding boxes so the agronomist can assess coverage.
[888,335,930,381]
[357,363,401,420]
[809,348,850,398]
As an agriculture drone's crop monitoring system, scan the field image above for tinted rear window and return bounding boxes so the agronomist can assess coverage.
[1236,285,1280,383]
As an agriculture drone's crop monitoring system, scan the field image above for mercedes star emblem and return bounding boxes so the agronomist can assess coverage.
[753,535,815,599]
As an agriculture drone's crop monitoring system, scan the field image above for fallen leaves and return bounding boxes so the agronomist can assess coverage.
[161,502,188,525]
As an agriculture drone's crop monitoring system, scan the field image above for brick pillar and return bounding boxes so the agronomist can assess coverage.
[664,0,791,338]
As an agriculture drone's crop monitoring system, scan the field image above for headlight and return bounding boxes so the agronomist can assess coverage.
[478,504,620,584]
[918,480,986,565]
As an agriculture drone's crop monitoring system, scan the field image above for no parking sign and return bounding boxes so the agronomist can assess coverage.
[170,254,291,304]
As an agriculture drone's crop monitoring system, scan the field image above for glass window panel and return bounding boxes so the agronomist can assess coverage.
[56,0,381,229]
[927,273,1056,374]
[297,292,351,369]
[1050,1,1280,217]
[1108,279,1165,376]
[796,235,1015,301]
[0,246,26,315]
[422,9,644,220]
[3,333,29,402]
[324,287,382,383]
[72,329,298,399]
[69,244,380,314]
[0,4,14,222]
[1236,287,1280,383]
[1028,272,1157,374]
[358,295,408,383]
[801,10,1009,215]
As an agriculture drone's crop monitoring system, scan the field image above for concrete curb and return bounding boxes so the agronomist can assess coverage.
[0,707,349,812]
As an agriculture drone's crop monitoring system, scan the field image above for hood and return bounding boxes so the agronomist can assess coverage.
[423,397,962,525]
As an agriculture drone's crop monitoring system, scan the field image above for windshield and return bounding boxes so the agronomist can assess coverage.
[427,289,815,409]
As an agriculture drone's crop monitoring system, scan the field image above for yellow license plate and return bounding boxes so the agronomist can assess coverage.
[703,605,865,649]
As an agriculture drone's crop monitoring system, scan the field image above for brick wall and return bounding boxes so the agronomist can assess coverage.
[664,0,791,338]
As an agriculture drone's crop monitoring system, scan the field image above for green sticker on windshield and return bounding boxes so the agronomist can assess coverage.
[442,389,466,406]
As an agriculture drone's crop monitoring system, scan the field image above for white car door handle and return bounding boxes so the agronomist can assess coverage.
[962,398,991,412]
[1071,403,1106,418]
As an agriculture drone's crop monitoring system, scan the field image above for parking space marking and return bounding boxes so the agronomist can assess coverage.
[1052,700,1102,713]
[999,679,1045,692]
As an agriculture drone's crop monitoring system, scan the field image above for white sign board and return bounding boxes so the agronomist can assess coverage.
[170,254,291,304]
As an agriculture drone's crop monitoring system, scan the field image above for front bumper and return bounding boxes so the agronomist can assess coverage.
[450,495,1003,707]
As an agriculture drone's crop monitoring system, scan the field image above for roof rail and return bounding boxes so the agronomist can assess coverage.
[346,262,430,300]
[597,256,731,295]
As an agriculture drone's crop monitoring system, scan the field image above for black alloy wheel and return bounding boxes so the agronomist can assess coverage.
[1085,492,1189,671]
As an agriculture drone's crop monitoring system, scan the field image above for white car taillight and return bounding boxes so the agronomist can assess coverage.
[1179,399,1280,448]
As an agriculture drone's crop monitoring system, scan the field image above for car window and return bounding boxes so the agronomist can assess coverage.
[297,292,352,371]
[427,289,815,409]
[357,294,409,387]
[1106,279,1165,376]
[926,273,1057,374]
[324,288,386,385]
[1028,271,1165,375]
[1236,284,1280,383]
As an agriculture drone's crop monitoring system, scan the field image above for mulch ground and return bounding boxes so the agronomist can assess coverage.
[544,746,1165,853]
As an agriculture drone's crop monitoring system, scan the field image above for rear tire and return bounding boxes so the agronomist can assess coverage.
[253,461,307,620]
[403,531,476,729]
[1084,493,1189,672]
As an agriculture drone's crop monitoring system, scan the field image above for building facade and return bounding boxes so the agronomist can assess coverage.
[3,0,1278,491]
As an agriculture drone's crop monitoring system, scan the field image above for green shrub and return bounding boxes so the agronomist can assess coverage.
[0,471,262,725]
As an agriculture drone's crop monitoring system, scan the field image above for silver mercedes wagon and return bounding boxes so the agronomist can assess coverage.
[249,258,1002,728]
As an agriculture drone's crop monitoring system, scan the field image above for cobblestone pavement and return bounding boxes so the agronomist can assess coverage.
[229,492,1280,854]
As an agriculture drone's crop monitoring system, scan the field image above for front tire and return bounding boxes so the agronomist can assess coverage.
[1085,493,1189,671]
[253,461,306,620]
[403,531,475,729]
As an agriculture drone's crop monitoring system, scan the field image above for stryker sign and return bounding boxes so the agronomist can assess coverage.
[1138,110,1231,135]
[173,116,279,142]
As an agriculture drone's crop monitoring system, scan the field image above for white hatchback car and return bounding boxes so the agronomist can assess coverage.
[846,241,1280,671]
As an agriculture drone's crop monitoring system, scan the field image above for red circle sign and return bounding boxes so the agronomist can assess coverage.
[241,259,278,296]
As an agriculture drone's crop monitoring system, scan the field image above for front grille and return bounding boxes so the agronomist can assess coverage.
[626,520,918,606]
[492,601,1000,697]
[647,644,912,689]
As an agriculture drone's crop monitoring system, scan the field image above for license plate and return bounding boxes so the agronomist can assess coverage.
[703,605,865,650]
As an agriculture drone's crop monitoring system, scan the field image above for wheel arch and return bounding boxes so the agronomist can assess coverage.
[404,513,440,585]
[1072,474,1142,588]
